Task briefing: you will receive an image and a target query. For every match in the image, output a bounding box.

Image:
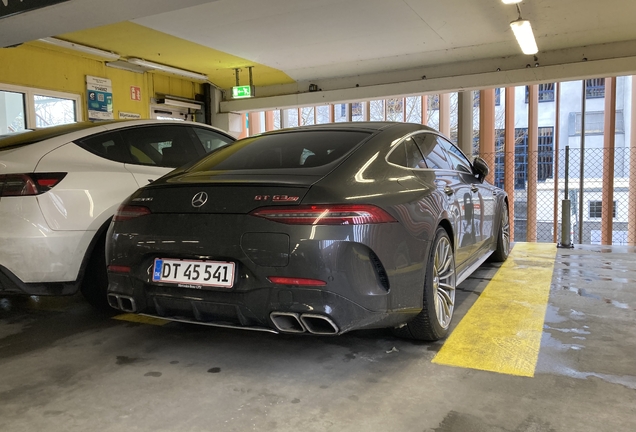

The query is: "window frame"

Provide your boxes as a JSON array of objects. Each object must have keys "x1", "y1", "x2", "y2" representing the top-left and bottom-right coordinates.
[{"x1": 0, "y1": 83, "x2": 82, "y2": 129}]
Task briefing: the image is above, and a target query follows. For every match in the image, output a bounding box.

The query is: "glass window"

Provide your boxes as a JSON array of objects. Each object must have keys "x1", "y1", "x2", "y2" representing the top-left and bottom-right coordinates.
[
  {"x1": 589, "y1": 201, "x2": 616, "y2": 218},
  {"x1": 192, "y1": 127, "x2": 234, "y2": 154},
  {"x1": 414, "y1": 133, "x2": 453, "y2": 170},
  {"x1": 119, "y1": 125, "x2": 202, "y2": 168},
  {"x1": 0, "y1": 90, "x2": 26, "y2": 135},
  {"x1": 387, "y1": 138, "x2": 427, "y2": 169},
  {"x1": 190, "y1": 130, "x2": 371, "y2": 173},
  {"x1": 438, "y1": 138, "x2": 472, "y2": 174},
  {"x1": 76, "y1": 132, "x2": 132, "y2": 164},
  {"x1": 34, "y1": 95, "x2": 76, "y2": 128}
]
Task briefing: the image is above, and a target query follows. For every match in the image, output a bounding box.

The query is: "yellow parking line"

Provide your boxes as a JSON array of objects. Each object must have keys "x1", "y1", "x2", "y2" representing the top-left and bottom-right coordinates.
[
  {"x1": 432, "y1": 242, "x2": 557, "y2": 377},
  {"x1": 112, "y1": 313, "x2": 169, "y2": 326}
]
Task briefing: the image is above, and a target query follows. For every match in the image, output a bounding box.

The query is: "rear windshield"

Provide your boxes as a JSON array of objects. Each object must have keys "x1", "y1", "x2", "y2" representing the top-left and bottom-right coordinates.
[
  {"x1": 0, "y1": 121, "x2": 119, "y2": 150},
  {"x1": 188, "y1": 130, "x2": 371, "y2": 173}
]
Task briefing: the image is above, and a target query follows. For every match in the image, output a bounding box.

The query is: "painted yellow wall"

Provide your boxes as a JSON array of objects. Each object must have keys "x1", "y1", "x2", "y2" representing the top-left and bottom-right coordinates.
[{"x1": 0, "y1": 43, "x2": 202, "y2": 120}]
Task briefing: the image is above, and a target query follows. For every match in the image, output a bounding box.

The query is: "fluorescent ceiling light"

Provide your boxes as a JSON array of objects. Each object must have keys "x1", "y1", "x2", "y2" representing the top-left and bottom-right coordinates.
[
  {"x1": 510, "y1": 19, "x2": 538, "y2": 55},
  {"x1": 105, "y1": 60, "x2": 150, "y2": 74},
  {"x1": 127, "y1": 58, "x2": 208, "y2": 81},
  {"x1": 501, "y1": 0, "x2": 522, "y2": 4},
  {"x1": 157, "y1": 97, "x2": 202, "y2": 110},
  {"x1": 39, "y1": 37, "x2": 120, "y2": 61}
]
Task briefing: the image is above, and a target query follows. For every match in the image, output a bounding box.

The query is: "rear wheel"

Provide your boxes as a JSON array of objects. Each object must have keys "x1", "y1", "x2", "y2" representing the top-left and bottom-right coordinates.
[
  {"x1": 393, "y1": 226, "x2": 456, "y2": 341},
  {"x1": 80, "y1": 235, "x2": 112, "y2": 310},
  {"x1": 489, "y1": 201, "x2": 510, "y2": 262}
]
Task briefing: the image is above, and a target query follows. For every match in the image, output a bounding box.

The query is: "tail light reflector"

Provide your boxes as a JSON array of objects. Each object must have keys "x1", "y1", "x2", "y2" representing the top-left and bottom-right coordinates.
[
  {"x1": 0, "y1": 173, "x2": 66, "y2": 197},
  {"x1": 113, "y1": 205, "x2": 151, "y2": 221},
  {"x1": 107, "y1": 265, "x2": 131, "y2": 274},
  {"x1": 250, "y1": 204, "x2": 396, "y2": 225},
  {"x1": 268, "y1": 276, "x2": 327, "y2": 286}
]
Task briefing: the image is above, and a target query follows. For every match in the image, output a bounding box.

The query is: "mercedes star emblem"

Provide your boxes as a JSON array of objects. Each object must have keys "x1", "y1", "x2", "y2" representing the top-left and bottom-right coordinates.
[{"x1": 191, "y1": 191, "x2": 208, "y2": 208}]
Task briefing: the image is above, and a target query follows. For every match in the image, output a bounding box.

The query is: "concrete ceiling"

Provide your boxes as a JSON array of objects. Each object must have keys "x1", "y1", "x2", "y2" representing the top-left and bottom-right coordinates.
[{"x1": 3, "y1": 0, "x2": 636, "y2": 111}]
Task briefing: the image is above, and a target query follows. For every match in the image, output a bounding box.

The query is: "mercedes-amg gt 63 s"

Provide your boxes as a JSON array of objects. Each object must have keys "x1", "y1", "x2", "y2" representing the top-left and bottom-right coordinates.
[{"x1": 106, "y1": 122, "x2": 510, "y2": 341}]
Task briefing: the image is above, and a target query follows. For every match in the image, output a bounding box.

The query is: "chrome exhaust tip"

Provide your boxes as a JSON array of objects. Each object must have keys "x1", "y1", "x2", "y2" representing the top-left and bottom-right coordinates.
[
  {"x1": 270, "y1": 312, "x2": 305, "y2": 333},
  {"x1": 107, "y1": 294, "x2": 137, "y2": 313},
  {"x1": 300, "y1": 314, "x2": 339, "y2": 335}
]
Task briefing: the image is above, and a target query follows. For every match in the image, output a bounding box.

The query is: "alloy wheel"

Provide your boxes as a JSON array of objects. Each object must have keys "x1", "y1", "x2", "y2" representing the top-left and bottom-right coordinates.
[{"x1": 433, "y1": 236, "x2": 456, "y2": 329}]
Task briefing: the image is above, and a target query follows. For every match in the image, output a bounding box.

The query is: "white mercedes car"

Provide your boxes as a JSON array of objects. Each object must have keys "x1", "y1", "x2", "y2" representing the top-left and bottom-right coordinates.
[{"x1": 0, "y1": 120, "x2": 234, "y2": 308}]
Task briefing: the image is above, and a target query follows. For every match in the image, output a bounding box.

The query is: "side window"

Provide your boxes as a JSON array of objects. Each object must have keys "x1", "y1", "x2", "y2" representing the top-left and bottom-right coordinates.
[
  {"x1": 414, "y1": 133, "x2": 453, "y2": 170},
  {"x1": 192, "y1": 127, "x2": 234, "y2": 154},
  {"x1": 387, "y1": 138, "x2": 427, "y2": 169},
  {"x1": 76, "y1": 131, "x2": 133, "y2": 164},
  {"x1": 119, "y1": 126, "x2": 202, "y2": 168},
  {"x1": 438, "y1": 138, "x2": 473, "y2": 174}
]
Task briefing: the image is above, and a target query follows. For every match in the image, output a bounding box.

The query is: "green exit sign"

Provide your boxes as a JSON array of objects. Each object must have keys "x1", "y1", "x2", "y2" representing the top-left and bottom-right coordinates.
[{"x1": 232, "y1": 85, "x2": 254, "y2": 99}]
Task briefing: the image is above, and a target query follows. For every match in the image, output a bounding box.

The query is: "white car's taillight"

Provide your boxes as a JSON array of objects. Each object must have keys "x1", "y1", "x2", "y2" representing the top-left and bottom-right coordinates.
[
  {"x1": 0, "y1": 173, "x2": 67, "y2": 197},
  {"x1": 113, "y1": 204, "x2": 151, "y2": 221}
]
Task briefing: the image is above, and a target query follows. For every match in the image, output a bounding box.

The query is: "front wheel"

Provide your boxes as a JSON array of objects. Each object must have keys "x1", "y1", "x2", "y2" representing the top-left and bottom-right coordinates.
[
  {"x1": 489, "y1": 201, "x2": 510, "y2": 262},
  {"x1": 393, "y1": 226, "x2": 456, "y2": 341}
]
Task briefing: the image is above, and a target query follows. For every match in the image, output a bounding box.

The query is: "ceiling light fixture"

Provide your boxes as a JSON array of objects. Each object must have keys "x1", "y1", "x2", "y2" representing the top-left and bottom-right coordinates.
[
  {"x1": 127, "y1": 58, "x2": 208, "y2": 81},
  {"x1": 501, "y1": 0, "x2": 522, "y2": 4},
  {"x1": 509, "y1": 4, "x2": 538, "y2": 55},
  {"x1": 105, "y1": 60, "x2": 151, "y2": 74},
  {"x1": 157, "y1": 96, "x2": 202, "y2": 110},
  {"x1": 38, "y1": 37, "x2": 120, "y2": 61}
]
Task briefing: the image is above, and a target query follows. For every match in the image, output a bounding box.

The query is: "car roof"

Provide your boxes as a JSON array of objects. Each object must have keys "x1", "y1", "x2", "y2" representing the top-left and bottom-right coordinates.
[{"x1": 0, "y1": 120, "x2": 232, "y2": 150}]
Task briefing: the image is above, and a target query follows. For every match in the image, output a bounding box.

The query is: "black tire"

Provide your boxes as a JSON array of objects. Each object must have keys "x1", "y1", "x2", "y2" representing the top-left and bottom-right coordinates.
[
  {"x1": 489, "y1": 201, "x2": 510, "y2": 263},
  {"x1": 80, "y1": 235, "x2": 112, "y2": 310},
  {"x1": 393, "y1": 226, "x2": 456, "y2": 341}
]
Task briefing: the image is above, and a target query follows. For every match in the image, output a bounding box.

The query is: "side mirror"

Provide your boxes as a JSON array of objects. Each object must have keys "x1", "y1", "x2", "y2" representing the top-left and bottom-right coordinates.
[{"x1": 472, "y1": 157, "x2": 490, "y2": 182}]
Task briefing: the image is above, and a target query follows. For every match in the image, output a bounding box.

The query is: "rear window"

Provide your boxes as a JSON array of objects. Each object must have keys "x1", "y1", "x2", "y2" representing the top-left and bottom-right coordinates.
[{"x1": 188, "y1": 130, "x2": 371, "y2": 173}]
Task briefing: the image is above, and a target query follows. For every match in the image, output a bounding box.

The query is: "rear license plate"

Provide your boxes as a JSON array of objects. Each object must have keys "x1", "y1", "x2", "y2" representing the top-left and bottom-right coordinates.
[{"x1": 152, "y1": 258, "x2": 235, "y2": 288}]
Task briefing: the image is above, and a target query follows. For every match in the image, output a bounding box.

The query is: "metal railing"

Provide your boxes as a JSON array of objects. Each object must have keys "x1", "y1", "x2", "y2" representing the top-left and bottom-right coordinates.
[{"x1": 484, "y1": 146, "x2": 636, "y2": 245}]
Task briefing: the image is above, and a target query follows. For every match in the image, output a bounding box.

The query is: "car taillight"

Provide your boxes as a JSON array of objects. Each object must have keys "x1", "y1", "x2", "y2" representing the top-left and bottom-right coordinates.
[
  {"x1": 107, "y1": 265, "x2": 131, "y2": 274},
  {"x1": 250, "y1": 204, "x2": 396, "y2": 225},
  {"x1": 268, "y1": 276, "x2": 327, "y2": 286},
  {"x1": 113, "y1": 205, "x2": 151, "y2": 221},
  {"x1": 0, "y1": 173, "x2": 66, "y2": 197}
]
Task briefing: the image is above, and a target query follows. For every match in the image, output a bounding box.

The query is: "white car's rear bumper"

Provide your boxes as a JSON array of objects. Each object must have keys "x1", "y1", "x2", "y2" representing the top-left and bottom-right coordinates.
[{"x1": 0, "y1": 196, "x2": 94, "y2": 294}]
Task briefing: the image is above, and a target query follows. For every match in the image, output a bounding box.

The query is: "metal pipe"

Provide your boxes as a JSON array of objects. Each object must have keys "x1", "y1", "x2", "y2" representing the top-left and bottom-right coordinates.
[
  {"x1": 578, "y1": 80, "x2": 587, "y2": 244},
  {"x1": 558, "y1": 146, "x2": 573, "y2": 248}
]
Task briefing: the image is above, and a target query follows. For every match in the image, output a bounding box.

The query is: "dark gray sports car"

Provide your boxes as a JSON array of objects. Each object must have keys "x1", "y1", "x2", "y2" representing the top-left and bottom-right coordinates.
[{"x1": 106, "y1": 122, "x2": 510, "y2": 341}]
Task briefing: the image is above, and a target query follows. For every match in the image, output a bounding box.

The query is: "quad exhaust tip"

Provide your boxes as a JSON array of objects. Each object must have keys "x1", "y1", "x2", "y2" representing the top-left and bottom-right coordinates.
[
  {"x1": 107, "y1": 294, "x2": 137, "y2": 313},
  {"x1": 270, "y1": 312, "x2": 339, "y2": 335}
]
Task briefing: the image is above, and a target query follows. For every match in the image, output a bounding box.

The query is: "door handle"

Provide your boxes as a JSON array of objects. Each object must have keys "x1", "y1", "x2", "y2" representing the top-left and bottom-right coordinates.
[
  {"x1": 444, "y1": 186, "x2": 454, "y2": 196},
  {"x1": 470, "y1": 185, "x2": 479, "y2": 193}
]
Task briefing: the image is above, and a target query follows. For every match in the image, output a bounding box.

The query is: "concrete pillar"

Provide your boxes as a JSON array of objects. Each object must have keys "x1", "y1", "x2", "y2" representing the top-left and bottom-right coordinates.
[
  {"x1": 264, "y1": 111, "x2": 275, "y2": 131},
  {"x1": 458, "y1": 91, "x2": 473, "y2": 157},
  {"x1": 248, "y1": 112, "x2": 262, "y2": 136},
  {"x1": 479, "y1": 89, "x2": 495, "y2": 185},
  {"x1": 364, "y1": 101, "x2": 370, "y2": 121},
  {"x1": 329, "y1": 105, "x2": 335, "y2": 123},
  {"x1": 439, "y1": 93, "x2": 451, "y2": 136},
  {"x1": 527, "y1": 85, "x2": 539, "y2": 242},
  {"x1": 504, "y1": 87, "x2": 516, "y2": 241},
  {"x1": 421, "y1": 95, "x2": 428, "y2": 125},
  {"x1": 280, "y1": 109, "x2": 290, "y2": 129},
  {"x1": 346, "y1": 103, "x2": 352, "y2": 122},
  {"x1": 298, "y1": 107, "x2": 303, "y2": 126},
  {"x1": 629, "y1": 76, "x2": 636, "y2": 245},
  {"x1": 237, "y1": 113, "x2": 248, "y2": 139},
  {"x1": 553, "y1": 84, "x2": 561, "y2": 242},
  {"x1": 601, "y1": 77, "x2": 617, "y2": 245}
]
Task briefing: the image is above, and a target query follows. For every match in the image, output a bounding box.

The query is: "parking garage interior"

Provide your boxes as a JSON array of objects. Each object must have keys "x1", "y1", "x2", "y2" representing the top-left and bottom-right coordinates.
[{"x1": 1, "y1": 1, "x2": 636, "y2": 431}]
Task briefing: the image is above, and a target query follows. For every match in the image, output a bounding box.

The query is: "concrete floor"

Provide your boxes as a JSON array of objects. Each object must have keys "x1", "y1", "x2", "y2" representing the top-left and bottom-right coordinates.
[{"x1": 1, "y1": 244, "x2": 635, "y2": 432}]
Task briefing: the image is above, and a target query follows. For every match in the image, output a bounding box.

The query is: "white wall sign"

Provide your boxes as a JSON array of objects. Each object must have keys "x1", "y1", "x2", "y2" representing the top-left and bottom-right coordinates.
[
  {"x1": 119, "y1": 111, "x2": 141, "y2": 119},
  {"x1": 86, "y1": 75, "x2": 113, "y2": 120}
]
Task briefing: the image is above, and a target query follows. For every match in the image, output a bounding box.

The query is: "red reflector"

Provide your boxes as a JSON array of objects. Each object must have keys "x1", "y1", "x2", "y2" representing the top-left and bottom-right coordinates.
[
  {"x1": 268, "y1": 276, "x2": 327, "y2": 286},
  {"x1": 113, "y1": 205, "x2": 151, "y2": 221},
  {"x1": 250, "y1": 204, "x2": 396, "y2": 225},
  {"x1": 107, "y1": 265, "x2": 131, "y2": 273}
]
